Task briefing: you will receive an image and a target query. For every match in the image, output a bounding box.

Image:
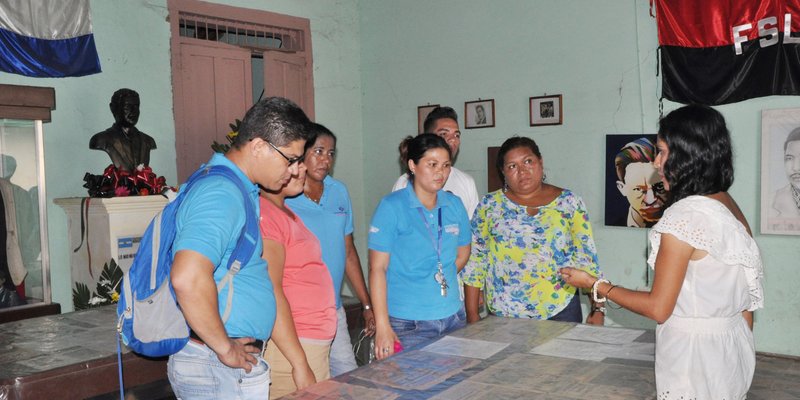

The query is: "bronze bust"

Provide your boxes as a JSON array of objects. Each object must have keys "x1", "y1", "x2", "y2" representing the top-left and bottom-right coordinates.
[{"x1": 89, "y1": 88, "x2": 156, "y2": 172}]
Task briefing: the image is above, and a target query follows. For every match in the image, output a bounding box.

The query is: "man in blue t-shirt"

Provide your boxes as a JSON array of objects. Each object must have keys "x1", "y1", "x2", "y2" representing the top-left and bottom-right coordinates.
[{"x1": 168, "y1": 97, "x2": 312, "y2": 399}]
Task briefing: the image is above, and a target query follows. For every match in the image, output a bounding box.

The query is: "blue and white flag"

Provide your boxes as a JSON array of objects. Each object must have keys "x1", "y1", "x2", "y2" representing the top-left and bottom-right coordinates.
[{"x1": 0, "y1": 0, "x2": 101, "y2": 77}]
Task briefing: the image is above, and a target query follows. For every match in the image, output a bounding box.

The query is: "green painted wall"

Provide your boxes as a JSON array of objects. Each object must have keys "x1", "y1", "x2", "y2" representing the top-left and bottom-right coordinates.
[
  {"x1": 359, "y1": 0, "x2": 798, "y2": 356},
  {"x1": 0, "y1": 0, "x2": 364, "y2": 313},
  {"x1": 1, "y1": 0, "x2": 796, "y2": 357}
]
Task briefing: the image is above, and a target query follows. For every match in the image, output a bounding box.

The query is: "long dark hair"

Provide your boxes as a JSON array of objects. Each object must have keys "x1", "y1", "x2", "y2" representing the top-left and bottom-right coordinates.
[
  {"x1": 399, "y1": 133, "x2": 451, "y2": 181},
  {"x1": 658, "y1": 104, "x2": 733, "y2": 204}
]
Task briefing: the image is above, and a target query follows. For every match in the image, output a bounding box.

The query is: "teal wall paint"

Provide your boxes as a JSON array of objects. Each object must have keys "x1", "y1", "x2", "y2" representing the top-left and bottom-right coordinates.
[
  {"x1": 1, "y1": 0, "x2": 796, "y2": 357},
  {"x1": 359, "y1": 0, "x2": 798, "y2": 356},
  {"x1": 0, "y1": 0, "x2": 363, "y2": 312}
]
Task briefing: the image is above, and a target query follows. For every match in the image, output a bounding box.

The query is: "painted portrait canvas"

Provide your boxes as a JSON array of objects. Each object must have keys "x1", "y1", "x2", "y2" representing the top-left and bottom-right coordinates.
[{"x1": 604, "y1": 134, "x2": 665, "y2": 228}]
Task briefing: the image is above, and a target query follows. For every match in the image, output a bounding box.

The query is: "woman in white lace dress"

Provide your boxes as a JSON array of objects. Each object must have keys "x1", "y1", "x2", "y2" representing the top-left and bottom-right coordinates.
[{"x1": 561, "y1": 104, "x2": 764, "y2": 399}]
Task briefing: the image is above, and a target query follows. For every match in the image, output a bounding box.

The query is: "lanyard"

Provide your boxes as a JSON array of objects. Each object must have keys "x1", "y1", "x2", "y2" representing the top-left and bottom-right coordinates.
[{"x1": 417, "y1": 207, "x2": 443, "y2": 262}]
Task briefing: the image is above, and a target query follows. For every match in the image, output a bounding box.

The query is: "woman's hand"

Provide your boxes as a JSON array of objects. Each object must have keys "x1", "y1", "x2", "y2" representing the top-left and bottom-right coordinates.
[
  {"x1": 363, "y1": 308, "x2": 376, "y2": 336},
  {"x1": 585, "y1": 310, "x2": 605, "y2": 326},
  {"x1": 374, "y1": 326, "x2": 399, "y2": 361},
  {"x1": 559, "y1": 267, "x2": 597, "y2": 289},
  {"x1": 292, "y1": 363, "x2": 316, "y2": 390}
]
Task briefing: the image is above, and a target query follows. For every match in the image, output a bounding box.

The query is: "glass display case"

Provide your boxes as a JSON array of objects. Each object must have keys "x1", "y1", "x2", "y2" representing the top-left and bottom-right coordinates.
[
  {"x1": 0, "y1": 84, "x2": 57, "y2": 322},
  {"x1": 0, "y1": 119, "x2": 51, "y2": 313}
]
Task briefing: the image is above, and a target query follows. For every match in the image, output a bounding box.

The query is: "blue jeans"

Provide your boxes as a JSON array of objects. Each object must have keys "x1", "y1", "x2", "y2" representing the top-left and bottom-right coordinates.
[
  {"x1": 389, "y1": 308, "x2": 466, "y2": 351},
  {"x1": 548, "y1": 293, "x2": 583, "y2": 323},
  {"x1": 329, "y1": 306, "x2": 358, "y2": 377},
  {"x1": 168, "y1": 340, "x2": 270, "y2": 399}
]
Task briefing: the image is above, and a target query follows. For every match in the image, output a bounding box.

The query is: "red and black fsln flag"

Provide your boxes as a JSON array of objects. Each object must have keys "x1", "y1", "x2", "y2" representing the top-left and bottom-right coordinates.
[{"x1": 657, "y1": 0, "x2": 800, "y2": 105}]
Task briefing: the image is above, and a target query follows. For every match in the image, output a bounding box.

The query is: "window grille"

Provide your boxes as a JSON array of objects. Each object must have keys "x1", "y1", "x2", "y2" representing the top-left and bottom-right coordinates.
[{"x1": 177, "y1": 12, "x2": 304, "y2": 52}]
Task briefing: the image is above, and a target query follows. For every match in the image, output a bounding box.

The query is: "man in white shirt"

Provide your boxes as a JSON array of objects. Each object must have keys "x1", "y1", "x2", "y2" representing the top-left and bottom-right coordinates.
[{"x1": 392, "y1": 106, "x2": 479, "y2": 218}]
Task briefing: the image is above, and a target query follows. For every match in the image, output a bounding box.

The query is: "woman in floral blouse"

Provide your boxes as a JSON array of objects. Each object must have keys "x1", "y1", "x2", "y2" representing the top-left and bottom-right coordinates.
[{"x1": 462, "y1": 136, "x2": 604, "y2": 325}]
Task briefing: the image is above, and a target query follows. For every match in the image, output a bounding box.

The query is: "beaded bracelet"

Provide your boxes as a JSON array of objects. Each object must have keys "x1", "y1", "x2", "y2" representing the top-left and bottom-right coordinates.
[{"x1": 592, "y1": 278, "x2": 611, "y2": 303}]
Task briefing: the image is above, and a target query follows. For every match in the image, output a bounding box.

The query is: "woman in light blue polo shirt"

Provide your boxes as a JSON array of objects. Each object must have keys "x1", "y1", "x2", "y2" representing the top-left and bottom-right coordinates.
[
  {"x1": 369, "y1": 134, "x2": 471, "y2": 360},
  {"x1": 285, "y1": 123, "x2": 375, "y2": 377}
]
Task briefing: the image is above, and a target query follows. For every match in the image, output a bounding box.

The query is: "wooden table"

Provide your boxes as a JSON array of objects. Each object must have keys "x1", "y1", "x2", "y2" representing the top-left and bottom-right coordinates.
[{"x1": 281, "y1": 316, "x2": 800, "y2": 400}]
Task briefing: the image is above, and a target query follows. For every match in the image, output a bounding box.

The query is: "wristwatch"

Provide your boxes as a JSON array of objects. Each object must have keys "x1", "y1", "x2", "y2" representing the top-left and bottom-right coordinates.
[{"x1": 363, "y1": 304, "x2": 372, "y2": 311}]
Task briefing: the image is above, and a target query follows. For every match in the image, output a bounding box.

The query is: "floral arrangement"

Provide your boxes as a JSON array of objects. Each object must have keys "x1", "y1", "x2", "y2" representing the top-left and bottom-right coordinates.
[
  {"x1": 83, "y1": 164, "x2": 170, "y2": 198},
  {"x1": 72, "y1": 259, "x2": 122, "y2": 310},
  {"x1": 211, "y1": 119, "x2": 242, "y2": 153}
]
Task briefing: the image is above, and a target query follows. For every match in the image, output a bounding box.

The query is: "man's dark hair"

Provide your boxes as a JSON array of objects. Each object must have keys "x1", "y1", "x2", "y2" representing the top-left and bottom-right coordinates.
[
  {"x1": 400, "y1": 133, "x2": 451, "y2": 181},
  {"x1": 658, "y1": 104, "x2": 733, "y2": 204},
  {"x1": 232, "y1": 97, "x2": 312, "y2": 148},
  {"x1": 785, "y1": 127, "x2": 800, "y2": 151},
  {"x1": 495, "y1": 136, "x2": 542, "y2": 185},
  {"x1": 423, "y1": 106, "x2": 458, "y2": 133}
]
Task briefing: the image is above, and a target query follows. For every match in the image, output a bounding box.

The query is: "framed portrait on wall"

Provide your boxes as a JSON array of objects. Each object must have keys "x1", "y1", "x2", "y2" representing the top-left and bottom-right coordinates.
[
  {"x1": 464, "y1": 99, "x2": 495, "y2": 129},
  {"x1": 530, "y1": 94, "x2": 562, "y2": 126},
  {"x1": 761, "y1": 108, "x2": 800, "y2": 235},
  {"x1": 604, "y1": 134, "x2": 665, "y2": 228},
  {"x1": 417, "y1": 104, "x2": 439, "y2": 134}
]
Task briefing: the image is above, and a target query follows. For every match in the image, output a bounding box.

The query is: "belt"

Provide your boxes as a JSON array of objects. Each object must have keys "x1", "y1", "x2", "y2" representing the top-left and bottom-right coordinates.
[{"x1": 189, "y1": 330, "x2": 265, "y2": 352}]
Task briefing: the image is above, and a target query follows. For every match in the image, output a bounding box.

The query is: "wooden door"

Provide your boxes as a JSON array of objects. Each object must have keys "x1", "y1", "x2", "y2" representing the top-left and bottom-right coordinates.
[
  {"x1": 174, "y1": 43, "x2": 253, "y2": 182},
  {"x1": 263, "y1": 51, "x2": 314, "y2": 120}
]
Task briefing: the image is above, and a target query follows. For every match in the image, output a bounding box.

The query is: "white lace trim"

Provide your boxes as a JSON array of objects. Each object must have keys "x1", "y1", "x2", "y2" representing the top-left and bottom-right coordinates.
[{"x1": 647, "y1": 196, "x2": 764, "y2": 311}]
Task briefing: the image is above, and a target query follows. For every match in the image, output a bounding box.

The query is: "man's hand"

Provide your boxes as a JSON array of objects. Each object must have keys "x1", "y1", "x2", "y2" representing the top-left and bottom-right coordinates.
[{"x1": 215, "y1": 337, "x2": 260, "y2": 372}]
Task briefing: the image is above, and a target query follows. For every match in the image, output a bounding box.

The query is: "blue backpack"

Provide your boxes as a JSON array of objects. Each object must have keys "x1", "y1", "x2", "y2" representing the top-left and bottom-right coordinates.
[{"x1": 116, "y1": 165, "x2": 260, "y2": 357}]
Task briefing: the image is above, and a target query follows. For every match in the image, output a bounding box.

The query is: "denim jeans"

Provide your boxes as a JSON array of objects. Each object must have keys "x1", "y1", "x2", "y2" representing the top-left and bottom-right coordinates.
[
  {"x1": 329, "y1": 306, "x2": 359, "y2": 377},
  {"x1": 548, "y1": 292, "x2": 583, "y2": 323},
  {"x1": 389, "y1": 308, "x2": 466, "y2": 351},
  {"x1": 168, "y1": 340, "x2": 270, "y2": 400}
]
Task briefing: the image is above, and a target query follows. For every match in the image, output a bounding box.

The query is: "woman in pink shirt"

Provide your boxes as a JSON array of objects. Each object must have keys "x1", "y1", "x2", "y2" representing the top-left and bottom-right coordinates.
[{"x1": 260, "y1": 158, "x2": 337, "y2": 399}]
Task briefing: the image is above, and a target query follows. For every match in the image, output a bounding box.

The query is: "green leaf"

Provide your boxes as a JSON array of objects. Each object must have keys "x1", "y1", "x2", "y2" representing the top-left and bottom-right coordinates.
[
  {"x1": 72, "y1": 282, "x2": 92, "y2": 310},
  {"x1": 96, "y1": 259, "x2": 123, "y2": 301}
]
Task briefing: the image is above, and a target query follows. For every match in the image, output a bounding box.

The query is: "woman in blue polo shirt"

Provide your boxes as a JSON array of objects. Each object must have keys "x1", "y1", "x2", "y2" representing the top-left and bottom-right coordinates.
[
  {"x1": 369, "y1": 134, "x2": 471, "y2": 360},
  {"x1": 285, "y1": 123, "x2": 375, "y2": 377}
]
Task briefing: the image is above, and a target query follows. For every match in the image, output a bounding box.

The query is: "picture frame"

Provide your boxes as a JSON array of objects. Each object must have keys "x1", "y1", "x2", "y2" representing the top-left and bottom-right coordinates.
[
  {"x1": 464, "y1": 99, "x2": 495, "y2": 129},
  {"x1": 530, "y1": 94, "x2": 563, "y2": 126},
  {"x1": 417, "y1": 104, "x2": 439, "y2": 134},
  {"x1": 760, "y1": 108, "x2": 800, "y2": 235}
]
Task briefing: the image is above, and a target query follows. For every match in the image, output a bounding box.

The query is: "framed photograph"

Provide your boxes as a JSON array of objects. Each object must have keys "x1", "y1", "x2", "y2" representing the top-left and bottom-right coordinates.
[
  {"x1": 464, "y1": 99, "x2": 495, "y2": 129},
  {"x1": 604, "y1": 134, "x2": 665, "y2": 228},
  {"x1": 761, "y1": 108, "x2": 800, "y2": 235},
  {"x1": 417, "y1": 104, "x2": 439, "y2": 134},
  {"x1": 530, "y1": 94, "x2": 563, "y2": 126}
]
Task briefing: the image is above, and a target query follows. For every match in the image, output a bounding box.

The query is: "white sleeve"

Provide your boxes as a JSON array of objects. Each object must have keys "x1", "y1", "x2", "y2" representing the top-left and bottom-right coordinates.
[{"x1": 391, "y1": 174, "x2": 408, "y2": 192}]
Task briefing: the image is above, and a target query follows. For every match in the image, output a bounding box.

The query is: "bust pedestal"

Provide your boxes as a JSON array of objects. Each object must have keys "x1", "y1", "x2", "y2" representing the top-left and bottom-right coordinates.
[{"x1": 55, "y1": 196, "x2": 167, "y2": 310}]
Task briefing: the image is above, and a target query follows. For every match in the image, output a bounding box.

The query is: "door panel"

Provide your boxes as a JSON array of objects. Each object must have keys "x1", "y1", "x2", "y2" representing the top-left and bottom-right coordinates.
[
  {"x1": 263, "y1": 51, "x2": 314, "y2": 119},
  {"x1": 176, "y1": 43, "x2": 252, "y2": 182}
]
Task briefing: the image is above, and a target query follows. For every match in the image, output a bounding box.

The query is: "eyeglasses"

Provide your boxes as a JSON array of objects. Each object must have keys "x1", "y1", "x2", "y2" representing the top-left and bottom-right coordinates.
[{"x1": 266, "y1": 141, "x2": 304, "y2": 166}]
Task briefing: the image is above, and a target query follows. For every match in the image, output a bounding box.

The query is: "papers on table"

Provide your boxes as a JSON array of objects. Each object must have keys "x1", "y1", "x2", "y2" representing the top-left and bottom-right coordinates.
[
  {"x1": 530, "y1": 324, "x2": 654, "y2": 362},
  {"x1": 421, "y1": 336, "x2": 510, "y2": 360}
]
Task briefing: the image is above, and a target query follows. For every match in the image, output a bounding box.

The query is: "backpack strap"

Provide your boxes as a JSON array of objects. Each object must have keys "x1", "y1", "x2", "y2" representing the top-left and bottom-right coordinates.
[{"x1": 190, "y1": 165, "x2": 259, "y2": 323}]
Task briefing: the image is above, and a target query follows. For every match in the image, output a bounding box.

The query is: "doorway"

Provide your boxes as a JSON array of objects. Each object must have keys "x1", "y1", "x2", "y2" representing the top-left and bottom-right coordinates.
[{"x1": 168, "y1": 0, "x2": 314, "y2": 182}]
